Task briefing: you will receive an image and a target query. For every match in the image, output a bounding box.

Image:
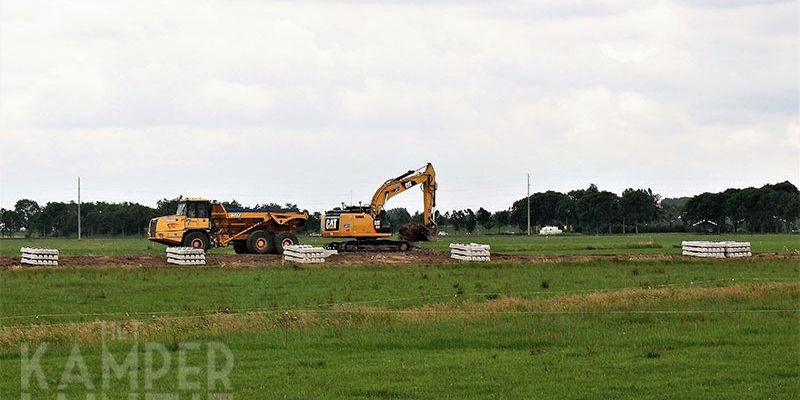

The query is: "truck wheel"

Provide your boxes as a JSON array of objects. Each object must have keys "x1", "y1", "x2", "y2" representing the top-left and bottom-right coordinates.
[
  {"x1": 274, "y1": 232, "x2": 299, "y2": 255},
  {"x1": 247, "y1": 231, "x2": 274, "y2": 254},
  {"x1": 232, "y1": 241, "x2": 248, "y2": 254},
  {"x1": 183, "y1": 231, "x2": 210, "y2": 252}
]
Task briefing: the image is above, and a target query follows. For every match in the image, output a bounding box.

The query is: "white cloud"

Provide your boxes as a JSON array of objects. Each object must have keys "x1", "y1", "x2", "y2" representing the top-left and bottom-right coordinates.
[{"x1": 0, "y1": 0, "x2": 797, "y2": 211}]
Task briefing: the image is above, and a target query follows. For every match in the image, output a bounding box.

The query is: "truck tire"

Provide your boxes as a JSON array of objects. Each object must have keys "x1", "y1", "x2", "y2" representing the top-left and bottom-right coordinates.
[
  {"x1": 232, "y1": 241, "x2": 248, "y2": 254},
  {"x1": 183, "y1": 231, "x2": 210, "y2": 252},
  {"x1": 247, "y1": 230, "x2": 274, "y2": 254},
  {"x1": 274, "y1": 232, "x2": 299, "y2": 255}
]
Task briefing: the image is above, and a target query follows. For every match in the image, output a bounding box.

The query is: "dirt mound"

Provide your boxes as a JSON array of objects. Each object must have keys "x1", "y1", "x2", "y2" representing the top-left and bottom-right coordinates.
[{"x1": 398, "y1": 223, "x2": 432, "y2": 242}]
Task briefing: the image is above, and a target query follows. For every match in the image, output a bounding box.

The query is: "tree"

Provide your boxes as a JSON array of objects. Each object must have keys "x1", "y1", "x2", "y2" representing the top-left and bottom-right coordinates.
[
  {"x1": 620, "y1": 188, "x2": 660, "y2": 234},
  {"x1": 769, "y1": 181, "x2": 800, "y2": 232},
  {"x1": 304, "y1": 212, "x2": 321, "y2": 233},
  {"x1": 685, "y1": 192, "x2": 726, "y2": 233},
  {"x1": 575, "y1": 185, "x2": 618, "y2": 234},
  {"x1": 450, "y1": 210, "x2": 466, "y2": 232},
  {"x1": 659, "y1": 197, "x2": 689, "y2": 231},
  {"x1": 476, "y1": 208, "x2": 493, "y2": 232},
  {"x1": 14, "y1": 199, "x2": 40, "y2": 233},
  {"x1": 723, "y1": 189, "x2": 746, "y2": 233},
  {"x1": 776, "y1": 191, "x2": 800, "y2": 233},
  {"x1": 1, "y1": 208, "x2": 20, "y2": 237},
  {"x1": 509, "y1": 191, "x2": 571, "y2": 232},
  {"x1": 439, "y1": 211, "x2": 451, "y2": 230},
  {"x1": 555, "y1": 196, "x2": 576, "y2": 232},
  {"x1": 465, "y1": 209, "x2": 477, "y2": 233},
  {"x1": 155, "y1": 198, "x2": 179, "y2": 216},
  {"x1": 385, "y1": 208, "x2": 412, "y2": 232},
  {"x1": 222, "y1": 200, "x2": 243, "y2": 209},
  {"x1": 39, "y1": 202, "x2": 76, "y2": 236},
  {"x1": 530, "y1": 191, "x2": 568, "y2": 227},
  {"x1": 493, "y1": 210, "x2": 510, "y2": 231},
  {"x1": 508, "y1": 197, "x2": 528, "y2": 231}
]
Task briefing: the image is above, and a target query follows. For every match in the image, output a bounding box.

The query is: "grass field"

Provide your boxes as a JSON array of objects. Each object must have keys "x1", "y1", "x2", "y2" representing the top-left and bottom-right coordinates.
[
  {"x1": 417, "y1": 233, "x2": 800, "y2": 255},
  {"x1": 3, "y1": 297, "x2": 797, "y2": 399},
  {"x1": 1, "y1": 258, "x2": 797, "y2": 327},
  {"x1": 1, "y1": 232, "x2": 798, "y2": 256},
  {"x1": 0, "y1": 234, "x2": 798, "y2": 398}
]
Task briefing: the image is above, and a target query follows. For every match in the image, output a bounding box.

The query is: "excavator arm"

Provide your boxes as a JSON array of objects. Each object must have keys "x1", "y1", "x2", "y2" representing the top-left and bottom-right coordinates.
[{"x1": 370, "y1": 163, "x2": 437, "y2": 228}]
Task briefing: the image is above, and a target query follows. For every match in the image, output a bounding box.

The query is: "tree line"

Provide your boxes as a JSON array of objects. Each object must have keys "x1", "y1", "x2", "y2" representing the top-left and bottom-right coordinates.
[
  {"x1": 683, "y1": 182, "x2": 799, "y2": 233},
  {"x1": 428, "y1": 181, "x2": 798, "y2": 234},
  {"x1": 0, "y1": 198, "x2": 312, "y2": 237},
  {"x1": 1, "y1": 181, "x2": 797, "y2": 237}
]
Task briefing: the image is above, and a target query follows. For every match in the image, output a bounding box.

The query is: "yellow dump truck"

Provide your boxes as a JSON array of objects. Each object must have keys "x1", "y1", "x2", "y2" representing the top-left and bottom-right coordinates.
[{"x1": 148, "y1": 197, "x2": 308, "y2": 254}]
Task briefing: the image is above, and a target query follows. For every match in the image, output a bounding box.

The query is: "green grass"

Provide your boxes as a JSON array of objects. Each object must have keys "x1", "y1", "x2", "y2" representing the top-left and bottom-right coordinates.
[
  {"x1": 1, "y1": 258, "x2": 797, "y2": 326},
  {"x1": 417, "y1": 233, "x2": 800, "y2": 256},
  {"x1": 1, "y1": 235, "x2": 798, "y2": 398},
  {"x1": 1, "y1": 233, "x2": 798, "y2": 257},
  {"x1": 0, "y1": 237, "x2": 167, "y2": 256},
  {"x1": 1, "y1": 291, "x2": 797, "y2": 399}
]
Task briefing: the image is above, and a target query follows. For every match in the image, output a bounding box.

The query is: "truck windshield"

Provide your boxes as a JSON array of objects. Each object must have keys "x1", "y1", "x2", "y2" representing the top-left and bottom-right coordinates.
[{"x1": 175, "y1": 202, "x2": 187, "y2": 216}]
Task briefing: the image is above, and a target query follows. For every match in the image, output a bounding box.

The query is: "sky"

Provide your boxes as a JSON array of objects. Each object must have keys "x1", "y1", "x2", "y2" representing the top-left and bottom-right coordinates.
[{"x1": 1, "y1": 0, "x2": 798, "y2": 213}]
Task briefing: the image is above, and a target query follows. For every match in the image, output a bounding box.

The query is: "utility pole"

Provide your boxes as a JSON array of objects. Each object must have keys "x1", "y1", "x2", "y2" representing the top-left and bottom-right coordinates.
[
  {"x1": 527, "y1": 173, "x2": 531, "y2": 236},
  {"x1": 77, "y1": 176, "x2": 81, "y2": 240}
]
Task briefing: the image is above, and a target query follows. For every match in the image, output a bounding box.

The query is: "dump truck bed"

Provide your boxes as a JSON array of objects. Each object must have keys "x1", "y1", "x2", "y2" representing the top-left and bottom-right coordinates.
[{"x1": 210, "y1": 203, "x2": 308, "y2": 246}]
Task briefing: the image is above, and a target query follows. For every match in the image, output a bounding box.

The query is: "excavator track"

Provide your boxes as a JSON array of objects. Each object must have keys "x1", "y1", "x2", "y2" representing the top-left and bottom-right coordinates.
[{"x1": 325, "y1": 239, "x2": 412, "y2": 252}]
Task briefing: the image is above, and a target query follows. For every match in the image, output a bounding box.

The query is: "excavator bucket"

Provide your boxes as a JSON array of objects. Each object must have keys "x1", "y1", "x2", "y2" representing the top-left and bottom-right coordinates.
[{"x1": 398, "y1": 223, "x2": 433, "y2": 242}]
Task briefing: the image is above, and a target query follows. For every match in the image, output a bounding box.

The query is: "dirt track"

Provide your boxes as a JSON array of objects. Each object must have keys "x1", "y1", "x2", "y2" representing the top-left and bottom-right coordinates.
[{"x1": 0, "y1": 250, "x2": 796, "y2": 269}]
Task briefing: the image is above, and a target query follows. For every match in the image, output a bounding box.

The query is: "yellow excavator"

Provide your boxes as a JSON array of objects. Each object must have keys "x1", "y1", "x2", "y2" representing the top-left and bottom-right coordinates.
[{"x1": 321, "y1": 163, "x2": 437, "y2": 251}]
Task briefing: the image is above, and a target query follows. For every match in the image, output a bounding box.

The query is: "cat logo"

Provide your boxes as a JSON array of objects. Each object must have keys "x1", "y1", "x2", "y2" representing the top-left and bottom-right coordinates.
[
  {"x1": 325, "y1": 217, "x2": 339, "y2": 231},
  {"x1": 229, "y1": 213, "x2": 241, "y2": 218},
  {"x1": 403, "y1": 181, "x2": 416, "y2": 189}
]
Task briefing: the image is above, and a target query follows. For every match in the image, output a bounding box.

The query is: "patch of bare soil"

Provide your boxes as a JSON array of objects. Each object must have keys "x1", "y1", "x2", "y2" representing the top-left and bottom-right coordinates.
[{"x1": 324, "y1": 249, "x2": 451, "y2": 265}]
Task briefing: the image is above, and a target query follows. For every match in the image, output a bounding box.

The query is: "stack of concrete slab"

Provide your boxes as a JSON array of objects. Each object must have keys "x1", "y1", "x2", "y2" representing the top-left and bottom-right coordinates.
[
  {"x1": 723, "y1": 241, "x2": 752, "y2": 258},
  {"x1": 283, "y1": 245, "x2": 337, "y2": 264},
  {"x1": 166, "y1": 247, "x2": 206, "y2": 265},
  {"x1": 20, "y1": 247, "x2": 59, "y2": 266},
  {"x1": 681, "y1": 241, "x2": 752, "y2": 258},
  {"x1": 681, "y1": 241, "x2": 726, "y2": 258},
  {"x1": 450, "y1": 243, "x2": 491, "y2": 262}
]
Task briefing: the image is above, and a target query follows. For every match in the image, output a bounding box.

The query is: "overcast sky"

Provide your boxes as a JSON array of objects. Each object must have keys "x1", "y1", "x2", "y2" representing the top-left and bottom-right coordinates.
[{"x1": 1, "y1": 0, "x2": 797, "y2": 213}]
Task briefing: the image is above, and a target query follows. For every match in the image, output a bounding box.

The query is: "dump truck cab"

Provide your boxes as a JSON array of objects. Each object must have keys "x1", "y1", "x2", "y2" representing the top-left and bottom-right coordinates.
[
  {"x1": 148, "y1": 197, "x2": 309, "y2": 254},
  {"x1": 148, "y1": 198, "x2": 212, "y2": 249}
]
